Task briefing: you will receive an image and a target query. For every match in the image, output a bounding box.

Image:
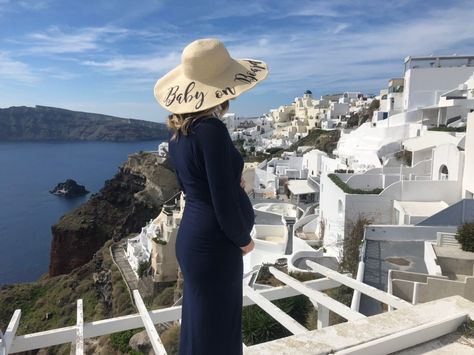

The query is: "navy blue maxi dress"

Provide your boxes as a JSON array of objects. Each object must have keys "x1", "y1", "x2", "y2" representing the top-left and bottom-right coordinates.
[{"x1": 167, "y1": 115, "x2": 255, "y2": 355}]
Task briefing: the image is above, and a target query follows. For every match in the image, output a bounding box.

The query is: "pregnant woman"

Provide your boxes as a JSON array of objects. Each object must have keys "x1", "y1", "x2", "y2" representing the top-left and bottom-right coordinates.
[{"x1": 153, "y1": 38, "x2": 268, "y2": 354}]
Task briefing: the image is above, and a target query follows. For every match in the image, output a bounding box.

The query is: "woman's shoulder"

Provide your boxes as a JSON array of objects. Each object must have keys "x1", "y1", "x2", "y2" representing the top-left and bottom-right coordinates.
[
  {"x1": 193, "y1": 115, "x2": 225, "y2": 128},
  {"x1": 192, "y1": 116, "x2": 231, "y2": 149},
  {"x1": 192, "y1": 116, "x2": 228, "y2": 135}
]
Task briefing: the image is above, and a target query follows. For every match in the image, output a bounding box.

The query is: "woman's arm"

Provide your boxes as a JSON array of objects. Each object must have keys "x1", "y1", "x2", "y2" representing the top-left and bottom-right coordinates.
[
  {"x1": 167, "y1": 133, "x2": 186, "y2": 194},
  {"x1": 196, "y1": 120, "x2": 252, "y2": 248},
  {"x1": 175, "y1": 170, "x2": 185, "y2": 193}
]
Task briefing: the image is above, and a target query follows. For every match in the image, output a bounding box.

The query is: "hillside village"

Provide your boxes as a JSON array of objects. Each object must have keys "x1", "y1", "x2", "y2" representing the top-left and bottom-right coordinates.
[
  {"x1": 134, "y1": 54, "x2": 474, "y2": 312},
  {"x1": 3, "y1": 54, "x2": 474, "y2": 354},
  {"x1": 96, "y1": 54, "x2": 474, "y2": 354}
]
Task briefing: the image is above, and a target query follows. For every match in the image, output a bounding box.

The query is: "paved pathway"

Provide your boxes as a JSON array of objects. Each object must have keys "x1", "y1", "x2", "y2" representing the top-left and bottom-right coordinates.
[{"x1": 111, "y1": 242, "x2": 139, "y2": 290}]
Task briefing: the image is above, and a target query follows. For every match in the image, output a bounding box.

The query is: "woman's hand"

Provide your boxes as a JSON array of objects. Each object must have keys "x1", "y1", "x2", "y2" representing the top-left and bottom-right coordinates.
[{"x1": 240, "y1": 239, "x2": 255, "y2": 256}]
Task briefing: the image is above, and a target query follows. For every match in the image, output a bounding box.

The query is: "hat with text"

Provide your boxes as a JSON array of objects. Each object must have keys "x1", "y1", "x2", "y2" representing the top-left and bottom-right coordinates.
[{"x1": 153, "y1": 38, "x2": 269, "y2": 114}]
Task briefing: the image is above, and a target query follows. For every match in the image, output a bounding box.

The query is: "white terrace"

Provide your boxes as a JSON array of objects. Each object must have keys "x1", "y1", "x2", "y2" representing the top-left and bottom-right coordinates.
[{"x1": 1, "y1": 261, "x2": 473, "y2": 355}]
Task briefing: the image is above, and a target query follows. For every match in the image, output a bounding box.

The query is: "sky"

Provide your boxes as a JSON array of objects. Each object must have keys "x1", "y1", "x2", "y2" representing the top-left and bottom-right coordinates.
[{"x1": 1, "y1": 0, "x2": 474, "y2": 123}]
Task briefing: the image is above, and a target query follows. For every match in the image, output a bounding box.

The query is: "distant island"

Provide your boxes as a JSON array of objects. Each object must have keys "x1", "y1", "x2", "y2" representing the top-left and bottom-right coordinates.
[
  {"x1": 0, "y1": 105, "x2": 169, "y2": 142},
  {"x1": 50, "y1": 179, "x2": 89, "y2": 198}
]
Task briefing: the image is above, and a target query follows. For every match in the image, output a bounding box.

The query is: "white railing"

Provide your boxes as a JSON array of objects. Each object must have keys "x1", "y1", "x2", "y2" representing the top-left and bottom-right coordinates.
[
  {"x1": 3, "y1": 265, "x2": 469, "y2": 355},
  {"x1": 0, "y1": 273, "x2": 342, "y2": 354}
]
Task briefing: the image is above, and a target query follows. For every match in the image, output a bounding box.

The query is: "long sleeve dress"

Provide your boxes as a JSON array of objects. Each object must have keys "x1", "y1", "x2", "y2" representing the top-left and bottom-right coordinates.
[{"x1": 167, "y1": 115, "x2": 255, "y2": 355}]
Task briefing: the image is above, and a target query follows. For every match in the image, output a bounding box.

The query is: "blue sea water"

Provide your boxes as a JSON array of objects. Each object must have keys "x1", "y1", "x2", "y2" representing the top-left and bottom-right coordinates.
[{"x1": 0, "y1": 140, "x2": 164, "y2": 286}]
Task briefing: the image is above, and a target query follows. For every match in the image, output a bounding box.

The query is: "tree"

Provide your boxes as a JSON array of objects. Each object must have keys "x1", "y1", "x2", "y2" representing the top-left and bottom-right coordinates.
[
  {"x1": 341, "y1": 214, "x2": 373, "y2": 276},
  {"x1": 369, "y1": 99, "x2": 380, "y2": 111},
  {"x1": 456, "y1": 221, "x2": 474, "y2": 252},
  {"x1": 137, "y1": 256, "x2": 151, "y2": 279}
]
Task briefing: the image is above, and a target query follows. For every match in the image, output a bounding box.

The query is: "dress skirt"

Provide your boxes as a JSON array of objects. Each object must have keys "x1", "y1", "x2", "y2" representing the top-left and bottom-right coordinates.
[{"x1": 176, "y1": 199, "x2": 245, "y2": 355}]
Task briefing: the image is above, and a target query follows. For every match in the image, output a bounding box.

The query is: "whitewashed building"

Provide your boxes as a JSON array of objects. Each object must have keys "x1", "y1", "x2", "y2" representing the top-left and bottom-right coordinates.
[
  {"x1": 126, "y1": 192, "x2": 184, "y2": 281},
  {"x1": 321, "y1": 111, "x2": 474, "y2": 260},
  {"x1": 336, "y1": 55, "x2": 474, "y2": 171}
]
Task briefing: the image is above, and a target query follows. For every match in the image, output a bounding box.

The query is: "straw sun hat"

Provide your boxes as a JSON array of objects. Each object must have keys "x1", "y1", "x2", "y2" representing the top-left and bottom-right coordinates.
[{"x1": 153, "y1": 38, "x2": 269, "y2": 114}]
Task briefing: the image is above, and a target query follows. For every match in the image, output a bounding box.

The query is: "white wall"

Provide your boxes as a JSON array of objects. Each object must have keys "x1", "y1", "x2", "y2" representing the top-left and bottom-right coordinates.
[
  {"x1": 303, "y1": 149, "x2": 327, "y2": 177},
  {"x1": 320, "y1": 174, "x2": 462, "y2": 258},
  {"x1": 404, "y1": 66, "x2": 474, "y2": 111},
  {"x1": 381, "y1": 179, "x2": 462, "y2": 205},
  {"x1": 463, "y1": 112, "x2": 474, "y2": 198},
  {"x1": 364, "y1": 225, "x2": 457, "y2": 241},
  {"x1": 411, "y1": 148, "x2": 432, "y2": 166},
  {"x1": 367, "y1": 159, "x2": 432, "y2": 177},
  {"x1": 289, "y1": 156, "x2": 304, "y2": 170},
  {"x1": 345, "y1": 174, "x2": 383, "y2": 190},
  {"x1": 319, "y1": 173, "x2": 347, "y2": 256},
  {"x1": 335, "y1": 113, "x2": 423, "y2": 170},
  {"x1": 345, "y1": 194, "x2": 393, "y2": 225},
  {"x1": 424, "y1": 241, "x2": 443, "y2": 276},
  {"x1": 320, "y1": 155, "x2": 340, "y2": 174},
  {"x1": 388, "y1": 92, "x2": 404, "y2": 115},
  {"x1": 431, "y1": 144, "x2": 464, "y2": 181}
]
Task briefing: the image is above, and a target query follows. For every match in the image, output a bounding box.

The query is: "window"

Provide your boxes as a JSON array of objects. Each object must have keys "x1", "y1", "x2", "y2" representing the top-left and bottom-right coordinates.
[
  {"x1": 389, "y1": 85, "x2": 404, "y2": 93},
  {"x1": 439, "y1": 165, "x2": 449, "y2": 180},
  {"x1": 338, "y1": 199, "x2": 343, "y2": 217}
]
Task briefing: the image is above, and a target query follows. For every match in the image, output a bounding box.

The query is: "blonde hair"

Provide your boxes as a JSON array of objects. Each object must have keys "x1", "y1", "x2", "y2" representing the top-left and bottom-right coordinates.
[{"x1": 167, "y1": 100, "x2": 230, "y2": 141}]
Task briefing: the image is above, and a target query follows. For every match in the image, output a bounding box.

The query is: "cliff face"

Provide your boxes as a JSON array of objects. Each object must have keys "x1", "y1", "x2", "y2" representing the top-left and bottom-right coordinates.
[
  {"x1": 49, "y1": 152, "x2": 181, "y2": 277},
  {"x1": 0, "y1": 105, "x2": 169, "y2": 141}
]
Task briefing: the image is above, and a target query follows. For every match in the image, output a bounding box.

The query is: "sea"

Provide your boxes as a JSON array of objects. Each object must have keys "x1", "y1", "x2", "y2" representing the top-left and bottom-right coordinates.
[{"x1": 0, "y1": 140, "x2": 164, "y2": 286}]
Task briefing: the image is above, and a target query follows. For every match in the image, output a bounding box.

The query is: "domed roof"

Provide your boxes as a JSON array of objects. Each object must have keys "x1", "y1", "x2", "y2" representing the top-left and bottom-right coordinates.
[{"x1": 304, "y1": 90, "x2": 312, "y2": 95}]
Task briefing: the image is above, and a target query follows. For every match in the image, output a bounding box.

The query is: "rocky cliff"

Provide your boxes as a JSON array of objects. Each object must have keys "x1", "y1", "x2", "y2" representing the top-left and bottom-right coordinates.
[
  {"x1": 49, "y1": 152, "x2": 181, "y2": 277},
  {"x1": 0, "y1": 105, "x2": 169, "y2": 141}
]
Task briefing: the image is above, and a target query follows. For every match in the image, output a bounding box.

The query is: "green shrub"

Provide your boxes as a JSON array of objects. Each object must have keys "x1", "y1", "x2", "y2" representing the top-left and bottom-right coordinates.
[
  {"x1": 137, "y1": 256, "x2": 151, "y2": 279},
  {"x1": 394, "y1": 150, "x2": 412, "y2": 166},
  {"x1": 243, "y1": 295, "x2": 312, "y2": 345},
  {"x1": 341, "y1": 215, "x2": 373, "y2": 276},
  {"x1": 153, "y1": 287, "x2": 176, "y2": 308},
  {"x1": 161, "y1": 323, "x2": 181, "y2": 354},
  {"x1": 288, "y1": 271, "x2": 320, "y2": 282},
  {"x1": 328, "y1": 174, "x2": 383, "y2": 195},
  {"x1": 266, "y1": 147, "x2": 283, "y2": 155},
  {"x1": 152, "y1": 237, "x2": 167, "y2": 245},
  {"x1": 428, "y1": 125, "x2": 466, "y2": 132},
  {"x1": 456, "y1": 222, "x2": 474, "y2": 252},
  {"x1": 109, "y1": 328, "x2": 144, "y2": 353}
]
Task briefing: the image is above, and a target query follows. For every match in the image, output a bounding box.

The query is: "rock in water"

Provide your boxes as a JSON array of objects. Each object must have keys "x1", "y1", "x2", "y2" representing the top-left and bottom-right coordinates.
[{"x1": 50, "y1": 179, "x2": 89, "y2": 198}]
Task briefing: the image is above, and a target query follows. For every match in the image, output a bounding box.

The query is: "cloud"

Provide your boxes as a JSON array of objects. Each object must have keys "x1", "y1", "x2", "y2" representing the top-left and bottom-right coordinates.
[
  {"x1": 17, "y1": 0, "x2": 52, "y2": 10},
  {"x1": 37, "y1": 67, "x2": 79, "y2": 80},
  {"x1": 23, "y1": 26, "x2": 130, "y2": 54},
  {"x1": 69, "y1": 0, "x2": 474, "y2": 102},
  {"x1": 226, "y1": 1, "x2": 474, "y2": 93},
  {"x1": 197, "y1": 0, "x2": 268, "y2": 20},
  {"x1": 0, "y1": 0, "x2": 51, "y2": 12},
  {"x1": 0, "y1": 52, "x2": 37, "y2": 83},
  {"x1": 82, "y1": 51, "x2": 181, "y2": 73},
  {"x1": 2, "y1": 0, "x2": 474, "y2": 118},
  {"x1": 332, "y1": 23, "x2": 348, "y2": 34}
]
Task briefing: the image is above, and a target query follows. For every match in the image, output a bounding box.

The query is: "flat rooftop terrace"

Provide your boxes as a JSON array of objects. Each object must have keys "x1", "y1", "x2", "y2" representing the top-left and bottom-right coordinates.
[{"x1": 244, "y1": 296, "x2": 474, "y2": 354}]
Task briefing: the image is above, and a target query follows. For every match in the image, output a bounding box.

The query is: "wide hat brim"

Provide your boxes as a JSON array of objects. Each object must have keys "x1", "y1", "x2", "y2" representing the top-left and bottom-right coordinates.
[{"x1": 154, "y1": 57, "x2": 268, "y2": 114}]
